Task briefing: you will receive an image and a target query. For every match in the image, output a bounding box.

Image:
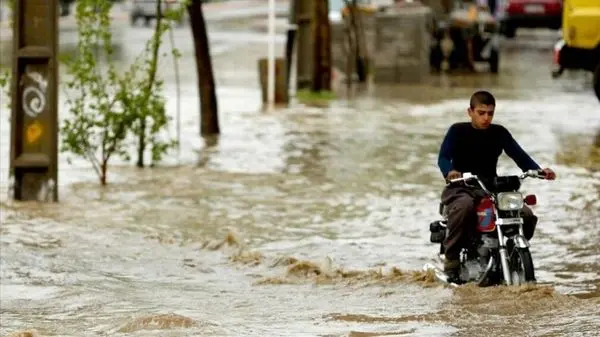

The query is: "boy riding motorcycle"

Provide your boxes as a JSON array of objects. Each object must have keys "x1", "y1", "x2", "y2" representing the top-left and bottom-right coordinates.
[{"x1": 437, "y1": 90, "x2": 556, "y2": 283}]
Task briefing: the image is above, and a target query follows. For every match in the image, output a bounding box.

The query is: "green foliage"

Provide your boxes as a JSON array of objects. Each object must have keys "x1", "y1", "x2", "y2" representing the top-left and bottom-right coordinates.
[
  {"x1": 0, "y1": 0, "x2": 13, "y2": 110},
  {"x1": 0, "y1": 69, "x2": 10, "y2": 110},
  {"x1": 60, "y1": 0, "x2": 180, "y2": 185},
  {"x1": 60, "y1": 0, "x2": 131, "y2": 185},
  {"x1": 126, "y1": 0, "x2": 183, "y2": 167},
  {"x1": 0, "y1": 70, "x2": 8, "y2": 89}
]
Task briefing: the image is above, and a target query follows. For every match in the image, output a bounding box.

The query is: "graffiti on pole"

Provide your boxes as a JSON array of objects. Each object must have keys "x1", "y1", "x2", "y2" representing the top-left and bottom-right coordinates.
[
  {"x1": 22, "y1": 71, "x2": 48, "y2": 118},
  {"x1": 25, "y1": 120, "x2": 44, "y2": 144}
]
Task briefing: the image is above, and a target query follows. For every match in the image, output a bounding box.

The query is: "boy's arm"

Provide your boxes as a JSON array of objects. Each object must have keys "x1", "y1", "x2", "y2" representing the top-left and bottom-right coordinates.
[
  {"x1": 502, "y1": 127, "x2": 541, "y2": 171},
  {"x1": 438, "y1": 125, "x2": 456, "y2": 177}
]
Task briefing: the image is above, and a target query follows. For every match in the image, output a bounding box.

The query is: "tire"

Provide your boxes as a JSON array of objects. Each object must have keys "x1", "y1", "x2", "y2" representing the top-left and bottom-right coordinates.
[
  {"x1": 593, "y1": 62, "x2": 600, "y2": 103},
  {"x1": 60, "y1": 3, "x2": 70, "y2": 17},
  {"x1": 489, "y1": 49, "x2": 499, "y2": 74},
  {"x1": 509, "y1": 246, "x2": 536, "y2": 285},
  {"x1": 430, "y1": 44, "x2": 443, "y2": 72},
  {"x1": 130, "y1": 14, "x2": 138, "y2": 26},
  {"x1": 503, "y1": 24, "x2": 516, "y2": 39}
]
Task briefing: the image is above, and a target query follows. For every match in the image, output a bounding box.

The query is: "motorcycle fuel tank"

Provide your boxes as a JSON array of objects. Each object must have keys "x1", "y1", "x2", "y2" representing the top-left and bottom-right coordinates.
[{"x1": 476, "y1": 197, "x2": 497, "y2": 232}]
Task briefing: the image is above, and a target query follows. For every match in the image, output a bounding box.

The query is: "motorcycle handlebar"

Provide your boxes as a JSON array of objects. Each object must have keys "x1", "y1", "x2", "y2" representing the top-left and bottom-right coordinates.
[
  {"x1": 447, "y1": 169, "x2": 547, "y2": 187},
  {"x1": 448, "y1": 176, "x2": 477, "y2": 184},
  {"x1": 520, "y1": 169, "x2": 547, "y2": 180},
  {"x1": 447, "y1": 175, "x2": 489, "y2": 193}
]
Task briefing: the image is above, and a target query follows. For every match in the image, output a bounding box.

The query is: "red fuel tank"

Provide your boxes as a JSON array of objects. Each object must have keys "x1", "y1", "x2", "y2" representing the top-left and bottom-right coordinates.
[{"x1": 476, "y1": 197, "x2": 496, "y2": 232}]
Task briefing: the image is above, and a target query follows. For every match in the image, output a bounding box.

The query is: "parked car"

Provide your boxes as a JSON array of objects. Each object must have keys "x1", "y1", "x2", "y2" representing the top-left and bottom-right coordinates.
[
  {"x1": 130, "y1": 0, "x2": 184, "y2": 26},
  {"x1": 500, "y1": 0, "x2": 562, "y2": 38}
]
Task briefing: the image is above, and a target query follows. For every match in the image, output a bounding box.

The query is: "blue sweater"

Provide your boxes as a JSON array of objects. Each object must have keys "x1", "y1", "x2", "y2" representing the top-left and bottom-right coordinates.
[{"x1": 438, "y1": 122, "x2": 541, "y2": 178}]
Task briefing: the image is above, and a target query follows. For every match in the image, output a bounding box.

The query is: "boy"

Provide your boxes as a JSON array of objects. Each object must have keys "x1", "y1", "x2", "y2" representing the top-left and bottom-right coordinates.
[{"x1": 437, "y1": 90, "x2": 556, "y2": 283}]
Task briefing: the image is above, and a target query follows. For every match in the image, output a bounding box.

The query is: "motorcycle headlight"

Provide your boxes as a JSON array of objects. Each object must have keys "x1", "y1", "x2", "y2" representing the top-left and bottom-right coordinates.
[{"x1": 497, "y1": 192, "x2": 523, "y2": 211}]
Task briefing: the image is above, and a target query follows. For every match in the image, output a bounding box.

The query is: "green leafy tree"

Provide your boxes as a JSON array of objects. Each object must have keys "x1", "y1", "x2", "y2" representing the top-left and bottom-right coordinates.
[
  {"x1": 122, "y1": 0, "x2": 183, "y2": 167},
  {"x1": 61, "y1": 0, "x2": 178, "y2": 185}
]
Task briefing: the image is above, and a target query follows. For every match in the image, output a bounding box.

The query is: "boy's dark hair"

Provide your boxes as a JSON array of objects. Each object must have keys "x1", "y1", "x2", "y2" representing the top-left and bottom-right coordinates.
[{"x1": 469, "y1": 90, "x2": 496, "y2": 109}]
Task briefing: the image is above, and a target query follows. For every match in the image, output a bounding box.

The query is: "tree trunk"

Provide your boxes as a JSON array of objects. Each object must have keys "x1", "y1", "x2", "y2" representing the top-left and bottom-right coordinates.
[
  {"x1": 187, "y1": 0, "x2": 220, "y2": 136},
  {"x1": 285, "y1": 0, "x2": 298, "y2": 91},
  {"x1": 352, "y1": 1, "x2": 368, "y2": 82},
  {"x1": 100, "y1": 160, "x2": 108, "y2": 186},
  {"x1": 136, "y1": 118, "x2": 146, "y2": 167},
  {"x1": 137, "y1": 0, "x2": 163, "y2": 168},
  {"x1": 285, "y1": 29, "x2": 296, "y2": 91},
  {"x1": 312, "y1": 0, "x2": 332, "y2": 92}
]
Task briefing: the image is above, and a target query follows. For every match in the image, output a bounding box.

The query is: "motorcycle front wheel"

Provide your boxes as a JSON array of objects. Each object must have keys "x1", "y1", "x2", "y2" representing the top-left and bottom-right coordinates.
[{"x1": 509, "y1": 246, "x2": 536, "y2": 285}]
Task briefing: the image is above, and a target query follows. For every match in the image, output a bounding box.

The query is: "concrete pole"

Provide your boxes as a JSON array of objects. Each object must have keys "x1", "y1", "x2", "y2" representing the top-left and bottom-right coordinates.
[{"x1": 267, "y1": 0, "x2": 276, "y2": 109}]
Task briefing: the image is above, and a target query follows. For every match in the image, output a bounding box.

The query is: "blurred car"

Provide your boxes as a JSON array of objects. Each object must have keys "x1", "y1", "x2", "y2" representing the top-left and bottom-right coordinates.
[
  {"x1": 551, "y1": 0, "x2": 600, "y2": 102},
  {"x1": 59, "y1": 0, "x2": 75, "y2": 16},
  {"x1": 500, "y1": 0, "x2": 562, "y2": 38},
  {"x1": 130, "y1": 0, "x2": 184, "y2": 26},
  {"x1": 58, "y1": 0, "x2": 122, "y2": 17}
]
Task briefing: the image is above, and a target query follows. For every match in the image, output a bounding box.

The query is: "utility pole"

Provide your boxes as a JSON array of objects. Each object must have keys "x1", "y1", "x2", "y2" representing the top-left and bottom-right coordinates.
[
  {"x1": 312, "y1": 0, "x2": 332, "y2": 91},
  {"x1": 294, "y1": 0, "x2": 332, "y2": 92},
  {"x1": 294, "y1": 0, "x2": 313, "y2": 90},
  {"x1": 9, "y1": 0, "x2": 59, "y2": 202}
]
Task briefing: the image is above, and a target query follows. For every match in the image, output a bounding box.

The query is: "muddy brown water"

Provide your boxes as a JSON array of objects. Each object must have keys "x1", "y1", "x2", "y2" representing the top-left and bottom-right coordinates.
[{"x1": 1, "y1": 27, "x2": 599, "y2": 336}]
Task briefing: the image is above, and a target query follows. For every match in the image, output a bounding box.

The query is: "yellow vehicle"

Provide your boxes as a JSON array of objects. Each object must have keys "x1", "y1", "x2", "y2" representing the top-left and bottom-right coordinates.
[{"x1": 551, "y1": 0, "x2": 600, "y2": 102}]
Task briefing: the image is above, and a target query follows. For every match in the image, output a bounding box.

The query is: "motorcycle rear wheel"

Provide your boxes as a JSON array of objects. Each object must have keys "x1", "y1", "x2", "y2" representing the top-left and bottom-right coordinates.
[{"x1": 509, "y1": 247, "x2": 536, "y2": 285}]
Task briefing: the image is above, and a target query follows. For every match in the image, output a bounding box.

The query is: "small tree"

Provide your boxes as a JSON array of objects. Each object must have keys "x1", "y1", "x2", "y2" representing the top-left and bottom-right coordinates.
[
  {"x1": 61, "y1": 0, "x2": 177, "y2": 184},
  {"x1": 61, "y1": 0, "x2": 132, "y2": 185},
  {"x1": 120, "y1": 0, "x2": 181, "y2": 167}
]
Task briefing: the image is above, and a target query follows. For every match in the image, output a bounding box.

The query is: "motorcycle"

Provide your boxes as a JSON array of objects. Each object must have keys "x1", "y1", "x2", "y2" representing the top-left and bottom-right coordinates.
[
  {"x1": 424, "y1": 169, "x2": 547, "y2": 287},
  {"x1": 429, "y1": 3, "x2": 501, "y2": 74}
]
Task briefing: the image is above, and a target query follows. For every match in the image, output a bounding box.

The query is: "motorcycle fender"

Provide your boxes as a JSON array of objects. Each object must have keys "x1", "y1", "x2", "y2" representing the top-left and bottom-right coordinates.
[{"x1": 513, "y1": 234, "x2": 530, "y2": 248}]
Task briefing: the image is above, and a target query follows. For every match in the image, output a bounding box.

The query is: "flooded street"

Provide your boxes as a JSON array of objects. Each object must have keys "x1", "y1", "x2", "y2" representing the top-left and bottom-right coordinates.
[{"x1": 1, "y1": 12, "x2": 600, "y2": 337}]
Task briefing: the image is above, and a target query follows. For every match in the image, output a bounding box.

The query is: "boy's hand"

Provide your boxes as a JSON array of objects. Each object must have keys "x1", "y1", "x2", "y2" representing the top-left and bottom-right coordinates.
[
  {"x1": 542, "y1": 168, "x2": 556, "y2": 180},
  {"x1": 446, "y1": 170, "x2": 462, "y2": 181}
]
